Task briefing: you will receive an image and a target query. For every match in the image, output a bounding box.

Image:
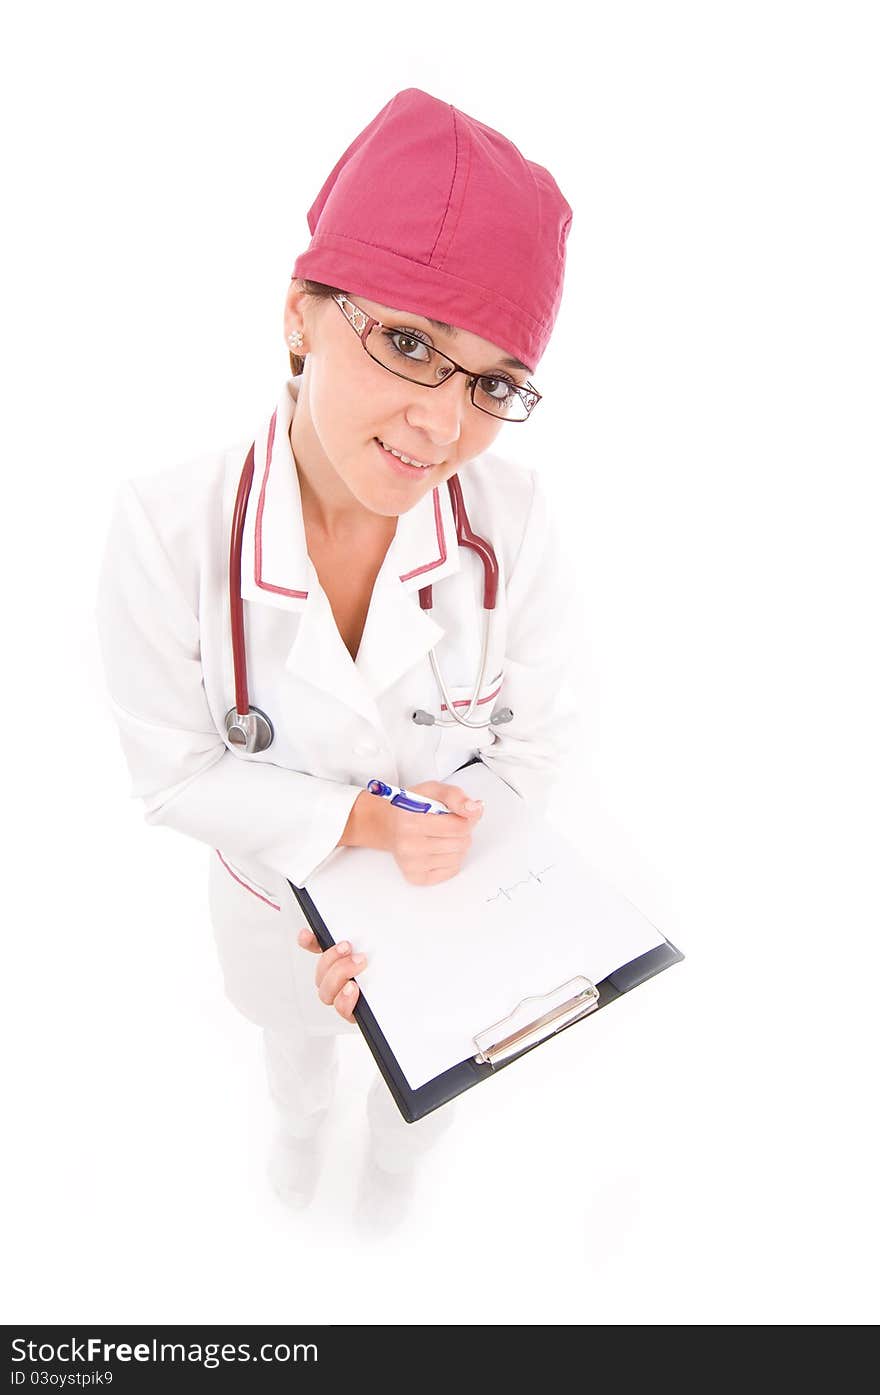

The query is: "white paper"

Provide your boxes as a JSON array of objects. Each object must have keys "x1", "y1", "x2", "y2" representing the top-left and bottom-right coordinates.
[{"x1": 304, "y1": 764, "x2": 666, "y2": 1090}]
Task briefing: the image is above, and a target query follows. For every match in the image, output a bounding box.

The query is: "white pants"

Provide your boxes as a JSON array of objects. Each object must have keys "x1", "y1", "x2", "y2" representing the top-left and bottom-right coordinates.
[{"x1": 208, "y1": 848, "x2": 456, "y2": 1171}]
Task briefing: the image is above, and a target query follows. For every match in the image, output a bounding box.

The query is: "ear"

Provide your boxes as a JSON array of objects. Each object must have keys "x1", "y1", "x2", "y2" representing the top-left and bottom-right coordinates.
[{"x1": 283, "y1": 278, "x2": 309, "y2": 342}]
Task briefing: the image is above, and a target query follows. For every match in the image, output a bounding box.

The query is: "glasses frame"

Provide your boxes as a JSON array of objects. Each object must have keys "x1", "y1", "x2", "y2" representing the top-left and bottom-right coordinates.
[{"x1": 331, "y1": 293, "x2": 541, "y2": 422}]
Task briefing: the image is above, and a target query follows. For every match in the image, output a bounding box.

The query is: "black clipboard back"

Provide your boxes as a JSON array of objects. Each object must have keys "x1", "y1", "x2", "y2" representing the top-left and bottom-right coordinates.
[{"x1": 288, "y1": 880, "x2": 684, "y2": 1124}]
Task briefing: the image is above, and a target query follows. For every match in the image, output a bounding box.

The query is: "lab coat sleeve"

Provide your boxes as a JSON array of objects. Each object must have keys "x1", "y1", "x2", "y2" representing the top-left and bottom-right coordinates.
[
  {"x1": 95, "y1": 479, "x2": 362, "y2": 887},
  {"x1": 477, "y1": 469, "x2": 579, "y2": 815}
]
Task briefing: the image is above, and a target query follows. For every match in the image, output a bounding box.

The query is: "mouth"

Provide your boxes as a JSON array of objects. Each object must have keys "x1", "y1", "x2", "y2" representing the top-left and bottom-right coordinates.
[{"x1": 374, "y1": 438, "x2": 442, "y2": 477}]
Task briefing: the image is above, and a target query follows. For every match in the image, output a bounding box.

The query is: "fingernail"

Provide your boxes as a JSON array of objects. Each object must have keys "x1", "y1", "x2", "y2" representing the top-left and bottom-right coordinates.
[
  {"x1": 337, "y1": 940, "x2": 351, "y2": 956},
  {"x1": 297, "y1": 929, "x2": 310, "y2": 944},
  {"x1": 352, "y1": 953, "x2": 366, "y2": 966},
  {"x1": 465, "y1": 800, "x2": 483, "y2": 811},
  {"x1": 343, "y1": 983, "x2": 356, "y2": 997}
]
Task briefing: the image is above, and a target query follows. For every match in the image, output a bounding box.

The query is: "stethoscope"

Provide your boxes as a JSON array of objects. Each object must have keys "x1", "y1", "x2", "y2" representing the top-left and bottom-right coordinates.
[{"x1": 224, "y1": 444, "x2": 515, "y2": 753}]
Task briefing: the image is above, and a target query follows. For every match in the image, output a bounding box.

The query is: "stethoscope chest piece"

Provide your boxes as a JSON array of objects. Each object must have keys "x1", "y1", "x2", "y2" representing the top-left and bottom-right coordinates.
[{"x1": 224, "y1": 706, "x2": 275, "y2": 754}]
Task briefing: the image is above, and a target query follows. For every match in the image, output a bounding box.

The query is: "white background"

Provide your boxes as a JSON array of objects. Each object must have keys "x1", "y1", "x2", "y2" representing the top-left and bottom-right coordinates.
[{"x1": 2, "y1": 0, "x2": 877, "y2": 1326}]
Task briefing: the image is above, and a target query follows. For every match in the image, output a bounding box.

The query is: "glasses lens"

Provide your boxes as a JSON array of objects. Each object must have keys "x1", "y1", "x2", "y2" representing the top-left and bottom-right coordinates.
[
  {"x1": 367, "y1": 326, "x2": 449, "y2": 386},
  {"x1": 366, "y1": 326, "x2": 534, "y2": 421},
  {"x1": 472, "y1": 378, "x2": 532, "y2": 422}
]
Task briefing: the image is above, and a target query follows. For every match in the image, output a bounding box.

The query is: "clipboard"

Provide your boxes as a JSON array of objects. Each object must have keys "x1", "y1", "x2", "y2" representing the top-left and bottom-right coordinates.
[
  {"x1": 290, "y1": 882, "x2": 682, "y2": 1122},
  {"x1": 289, "y1": 759, "x2": 684, "y2": 1123}
]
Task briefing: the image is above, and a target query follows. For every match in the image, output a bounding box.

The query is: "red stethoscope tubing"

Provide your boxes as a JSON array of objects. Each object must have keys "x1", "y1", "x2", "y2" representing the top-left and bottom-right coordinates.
[
  {"x1": 229, "y1": 442, "x2": 255, "y2": 717},
  {"x1": 416, "y1": 470, "x2": 499, "y2": 615},
  {"x1": 228, "y1": 450, "x2": 498, "y2": 719}
]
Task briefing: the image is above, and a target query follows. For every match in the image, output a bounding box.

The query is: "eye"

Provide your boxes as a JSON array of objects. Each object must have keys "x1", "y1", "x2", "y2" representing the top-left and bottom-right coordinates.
[
  {"x1": 477, "y1": 374, "x2": 518, "y2": 402},
  {"x1": 385, "y1": 328, "x2": 434, "y2": 363}
]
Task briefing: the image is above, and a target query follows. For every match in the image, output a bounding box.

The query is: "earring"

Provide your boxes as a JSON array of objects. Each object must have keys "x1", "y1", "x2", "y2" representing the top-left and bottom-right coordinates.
[{"x1": 288, "y1": 330, "x2": 304, "y2": 351}]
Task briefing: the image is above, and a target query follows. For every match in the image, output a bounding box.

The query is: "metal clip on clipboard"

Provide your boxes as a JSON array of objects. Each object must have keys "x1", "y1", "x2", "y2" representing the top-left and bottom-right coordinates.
[{"x1": 472, "y1": 975, "x2": 600, "y2": 1068}]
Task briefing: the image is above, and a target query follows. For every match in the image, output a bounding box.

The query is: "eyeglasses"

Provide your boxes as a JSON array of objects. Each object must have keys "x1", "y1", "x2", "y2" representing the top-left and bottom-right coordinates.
[{"x1": 331, "y1": 293, "x2": 542, "y2": 423}]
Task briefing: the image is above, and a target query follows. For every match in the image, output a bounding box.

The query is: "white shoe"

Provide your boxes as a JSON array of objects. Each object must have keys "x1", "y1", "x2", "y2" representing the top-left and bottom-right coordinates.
[{"x1": 266, "y1": 1129, "x2": 322, "y2": 1209}]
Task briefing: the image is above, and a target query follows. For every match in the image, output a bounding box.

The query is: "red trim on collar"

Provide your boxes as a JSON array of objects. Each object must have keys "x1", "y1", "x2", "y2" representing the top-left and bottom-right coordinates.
[
  {"x1": 254, "y1": 408, "x2": 309, "y2": 599},
  {"x1": 253, "y1": 413, "x2": 449, "y2": 594},
  {"x1": 399, "y1": 488, "x2": 448, "y2": 582}
]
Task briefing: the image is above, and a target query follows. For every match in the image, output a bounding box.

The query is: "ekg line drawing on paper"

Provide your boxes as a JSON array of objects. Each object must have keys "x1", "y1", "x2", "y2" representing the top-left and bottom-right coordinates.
[{"x1": 485, "y1": 866, "x2": 556, "y2": 902}]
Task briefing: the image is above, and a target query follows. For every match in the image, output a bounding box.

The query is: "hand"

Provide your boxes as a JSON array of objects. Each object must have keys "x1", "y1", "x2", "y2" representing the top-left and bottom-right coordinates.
[
  {"x1": 385, "y1": 781, "x2": 484, "y2": 886},
  {"x1": 297, "y1": 929, "x2": 366, "y2": 1022}
]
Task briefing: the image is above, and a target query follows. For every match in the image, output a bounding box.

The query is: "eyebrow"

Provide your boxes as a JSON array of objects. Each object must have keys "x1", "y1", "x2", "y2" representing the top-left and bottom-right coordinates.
[{"x1": 405, "y1": 312, "x2": 530, "y2": 375}]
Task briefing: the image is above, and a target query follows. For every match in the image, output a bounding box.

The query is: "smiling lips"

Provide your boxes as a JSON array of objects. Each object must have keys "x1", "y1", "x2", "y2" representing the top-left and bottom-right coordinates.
[{"x1": 376, "y1": 438, "x2": 442, "y2": 469}]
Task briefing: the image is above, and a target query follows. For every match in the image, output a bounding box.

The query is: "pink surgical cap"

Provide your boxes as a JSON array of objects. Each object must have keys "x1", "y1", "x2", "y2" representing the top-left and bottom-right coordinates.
[{"x1": 291, "y1": 88, "x2": 573, "y2": 374}]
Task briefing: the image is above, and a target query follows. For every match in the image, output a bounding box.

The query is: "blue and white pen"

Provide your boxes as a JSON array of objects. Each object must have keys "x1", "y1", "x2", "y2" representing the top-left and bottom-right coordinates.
[{"x1": 366, "y1": 779, "x2": 451, "y2": 815}]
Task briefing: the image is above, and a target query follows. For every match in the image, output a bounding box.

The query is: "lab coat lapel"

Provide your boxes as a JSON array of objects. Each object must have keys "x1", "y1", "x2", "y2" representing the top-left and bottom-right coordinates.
[
  {"x1": 282, "y1": 546, "x2": 449, "y2": 725},
  {"x1": 237, "y1": 387, "x2": 374, "y2": 721},
  {"x1": 239, "y1": 387, "x2": 310, "y2": 615},
  {"x1": 240, "y1": 377, "x2": 463, "y2": 721},
  {"x1": 355, "y1": 560, "x2": 446, "y2": 701},
  {"x1": 356, "y1": 481, "x2": 461, "y2": 699},
  {"x1": 282, "y1": 566, "x2": 384, "y2": 725},
  {"x1": 240, "y1": 378, "x2": 463, "y2": 610}
]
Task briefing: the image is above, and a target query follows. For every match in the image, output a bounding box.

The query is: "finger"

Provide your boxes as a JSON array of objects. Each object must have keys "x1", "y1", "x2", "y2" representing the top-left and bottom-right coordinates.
[
  {"x1": 318, "y1": 951, "x2": 367, "y2": 1005},
  {"x1": 409, "y1": 864, "x2": 462, "y2": 886},
  {"x1": 401, "y1": 810, "x2": 477, "y2": 839},
  {"x1": 415, "y1": 848, "x2": 469, "y2": 866},
  {"x1": 333, "y1": 981, "x2": 359, "y2": 1022},
  {"x1": 314, "y1": 938, "x2": 356, "y2": 989},
  {"x1": 399, "y1": 832, "x2": 470, "y2": 856},
  {"x1": 423, "y1": 867, "x2": 455, "y2": 884},
  {"x1": 437, "y1": 785, "x2": 485, "y2": 820},
  {"x1": 297, "y1": 927, "x2": 321, "y2": 954},
  {"x1": 404, "y1": 859, "x2": 462, "y2": 883},
  {"x1": 411, "y1": 781, "x2": 485, "y2": 821}
]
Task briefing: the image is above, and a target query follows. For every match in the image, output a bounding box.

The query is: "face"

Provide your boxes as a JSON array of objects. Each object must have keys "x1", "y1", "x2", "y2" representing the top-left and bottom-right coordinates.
[{"x1": 283, "y1": 283, "x2": 530, "y2": 521}]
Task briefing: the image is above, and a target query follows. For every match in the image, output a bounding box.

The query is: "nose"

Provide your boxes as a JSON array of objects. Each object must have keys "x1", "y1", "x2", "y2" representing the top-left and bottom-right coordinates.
[{"x1": 405, "y1": 372, "x2": 472, "y2": 449}]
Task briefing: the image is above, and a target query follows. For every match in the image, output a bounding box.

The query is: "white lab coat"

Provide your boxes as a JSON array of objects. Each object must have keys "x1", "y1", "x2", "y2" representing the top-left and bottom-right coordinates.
[{"x1": 96, "y1": 374, "x2": 578, "y2": 1040}]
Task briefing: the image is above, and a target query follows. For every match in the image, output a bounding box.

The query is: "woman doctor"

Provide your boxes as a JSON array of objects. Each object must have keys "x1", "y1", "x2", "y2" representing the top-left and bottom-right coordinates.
[{"x1": 97, "y1": 88, "x2": 577, "y2": 1210}]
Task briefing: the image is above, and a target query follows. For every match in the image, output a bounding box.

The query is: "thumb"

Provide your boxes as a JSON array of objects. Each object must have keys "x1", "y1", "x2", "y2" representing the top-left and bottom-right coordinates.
[{"x1": 438, "y1": 784, "x2": 485, "y2": 819}]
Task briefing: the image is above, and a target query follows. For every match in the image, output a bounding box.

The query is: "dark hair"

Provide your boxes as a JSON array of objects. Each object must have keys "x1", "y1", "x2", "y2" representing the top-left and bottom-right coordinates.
[{"x1": 288, "y1": 278, "x2": 345, "y2": 376}]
